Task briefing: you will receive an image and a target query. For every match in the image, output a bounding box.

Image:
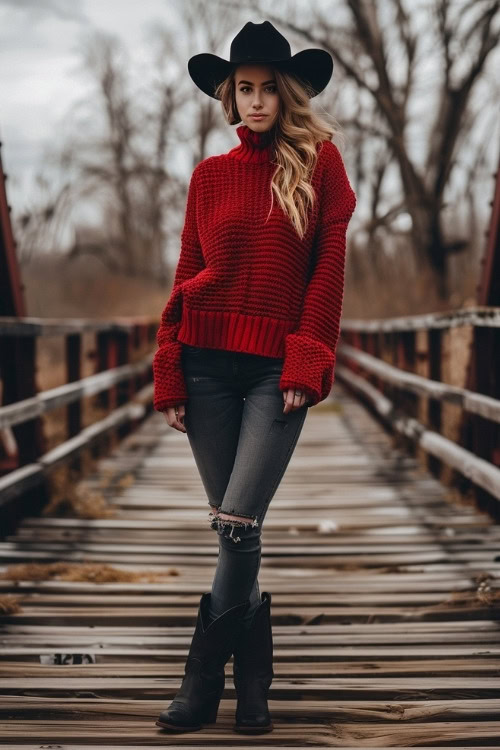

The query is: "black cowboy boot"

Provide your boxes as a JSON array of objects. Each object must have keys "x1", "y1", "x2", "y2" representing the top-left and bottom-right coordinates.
[
  {"x1": 233, "y1": 591, "x2": 274, "y2": 733},
  {"x1": 156, "y1": 593, "x2": 249, "y2": 732}
]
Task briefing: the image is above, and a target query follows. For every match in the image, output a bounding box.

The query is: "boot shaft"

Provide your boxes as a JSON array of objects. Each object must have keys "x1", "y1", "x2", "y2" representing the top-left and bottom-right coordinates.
[
  {"x1": 233, "y1": 592, "x2": 274, "y2": 679},
  {"x1": 186, "y1": 593, "x2": 250, "y2": 672}
]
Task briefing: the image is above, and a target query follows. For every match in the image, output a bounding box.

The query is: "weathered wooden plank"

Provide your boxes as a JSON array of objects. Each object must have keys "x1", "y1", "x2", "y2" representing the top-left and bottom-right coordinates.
[
  {"x1": 11, "y1": 528, "x2": 500, "y2": 545},
  {"x1": 1, "y1": 746, "x2": 496, "y2": 750},
  {"x1": 0, "y1": 316, "x2": 157, "y2": 336},
  {"x1": 2, "y1": 618, "x2": 500, "y2": 633},
  {"x1": 1, "y1": 719, "x2": 500, "y2": 744},
  {"x1": 0, "y1": 748, "x2": 491, "y2": 750},
  {"x1": 3, "y1": 591, "x2": 498, "y2": 607},
  {"x1": 1, "y1": 628, "x2": 499, "y2": 646},
  {"x1": 3, "y1": 573, "x2": 500, "y2": 599},
  {"x1": 340, "y1": 306, "x2": 500, "y2": 332},
  {"x1": 2, "y1": 646, "x2": 498, "y2": 660},
  {"x1": 0, "y1": 697, "x2": 499, "y2": 721},
  {"x1": 0, "y1": 660, "x2": 499, "y2": 677},
  {"x1": 1, "y1": 677, "x2": 500, "y2": 701},
  {"x1": 13, "y1": 514, "x2": 493, "y2": 529},
  {"x1": 3, "y1": 540, "x2": 500, "y2": 558},
  {"x1": 1, "y1": 612, "x2": 497, "y2": 628}
]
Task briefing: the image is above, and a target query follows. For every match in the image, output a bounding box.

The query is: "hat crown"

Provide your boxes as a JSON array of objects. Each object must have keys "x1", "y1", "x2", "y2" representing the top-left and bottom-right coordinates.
[
  {"x1": 188, "y1": 20, "x2": 333, "y2": 100},
  {"x1": 230, "y1": 21, "x2": 291, "y2": 63}
]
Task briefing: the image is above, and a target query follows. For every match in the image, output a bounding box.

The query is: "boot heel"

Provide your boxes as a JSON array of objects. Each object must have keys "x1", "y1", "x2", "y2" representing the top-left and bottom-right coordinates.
[{"x1": 202, "y1": 695, "x2": 221, "y2": 723}]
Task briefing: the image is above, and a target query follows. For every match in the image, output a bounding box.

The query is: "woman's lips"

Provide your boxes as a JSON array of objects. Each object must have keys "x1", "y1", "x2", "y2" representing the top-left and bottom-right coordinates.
[{"x1": 250, "y1": 114, "x2": 266, "y2": 119}]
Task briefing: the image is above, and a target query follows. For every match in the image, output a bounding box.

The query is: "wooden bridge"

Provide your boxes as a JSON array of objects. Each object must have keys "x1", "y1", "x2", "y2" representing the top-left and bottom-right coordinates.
[
  {"x1": 0, "y1": 305, "x2": 499, "y2": 748},
  {"x1": 1, "y1": 135, "x2": 500, "y2": 748}
]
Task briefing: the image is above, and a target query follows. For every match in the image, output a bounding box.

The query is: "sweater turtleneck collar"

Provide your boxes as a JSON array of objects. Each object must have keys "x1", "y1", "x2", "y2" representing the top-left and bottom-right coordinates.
[{"x1": 228, "y1": 123, "x2": 275, "y2": 164}]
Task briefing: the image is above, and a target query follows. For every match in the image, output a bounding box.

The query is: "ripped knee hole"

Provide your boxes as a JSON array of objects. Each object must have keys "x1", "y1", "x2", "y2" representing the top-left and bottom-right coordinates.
[{"x1": 207, "y1": 509, "x2": 259, "y2": 543}]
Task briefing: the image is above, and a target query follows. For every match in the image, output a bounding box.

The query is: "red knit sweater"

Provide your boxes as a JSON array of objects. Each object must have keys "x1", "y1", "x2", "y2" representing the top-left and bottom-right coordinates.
[{"x1": 153, "y1": 124, "x2": 356, "y2": 410}]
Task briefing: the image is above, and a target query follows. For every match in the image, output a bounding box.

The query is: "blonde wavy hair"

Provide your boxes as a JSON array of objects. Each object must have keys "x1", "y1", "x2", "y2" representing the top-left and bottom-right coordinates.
[{"x1": 214, "y1": 65, "x2": 345, "y2": 239}]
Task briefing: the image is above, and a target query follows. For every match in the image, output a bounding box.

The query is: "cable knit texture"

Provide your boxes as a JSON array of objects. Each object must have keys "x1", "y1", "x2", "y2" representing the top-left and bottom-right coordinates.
[{"x1": 153, "y1": 124, "x2": 356, "y2": 410}]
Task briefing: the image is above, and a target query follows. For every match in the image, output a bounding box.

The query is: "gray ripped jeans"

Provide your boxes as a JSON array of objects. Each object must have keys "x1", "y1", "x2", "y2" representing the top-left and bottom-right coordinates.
[{"x1": 181, "y1": 343, "x2": 309, "y2": 627}]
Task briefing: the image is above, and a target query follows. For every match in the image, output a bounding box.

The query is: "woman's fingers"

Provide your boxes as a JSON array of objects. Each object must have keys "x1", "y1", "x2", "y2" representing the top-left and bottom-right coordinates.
[
  {"x1": 282, "y1": 388, "x2": 307, "y2": 414},
  {"x1": 165, "y1": 394, "x2": 305, "y2": 421},
  {"x1": 166, "y1": 392, "x2": 306, "y2": 422},
  {"x1": 163, "y1": 404, "x2": 187, "y2": 432},
  {"x1": 173, "y1": 404, "x2": 187, "y2": 432}
]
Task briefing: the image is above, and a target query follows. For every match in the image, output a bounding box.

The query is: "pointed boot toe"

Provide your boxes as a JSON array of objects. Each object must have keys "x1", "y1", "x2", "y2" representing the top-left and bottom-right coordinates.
[
  {"x1": 156, "y1": 593, "x2": 249, "y2": 732},
  {"x1": 156, "y1": 703, "x2": 202, "y2": 732}
]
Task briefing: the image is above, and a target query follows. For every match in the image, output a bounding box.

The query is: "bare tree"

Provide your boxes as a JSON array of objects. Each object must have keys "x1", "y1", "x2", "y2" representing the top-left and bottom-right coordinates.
[
  {"x1": 168, "y1": 0, "x2": 242, "y2": 167},
  {"x1": 13, "y1": 171, "x2": 73, "y2": 266},
  {"x1": 63, "y1": 32, "x2": 174, "y2": 279},
  {"x1": 254, "y1": 0, "x2": 500, "y2": 299},
  {"x1": 48, "y1": 3, "x2": 240, "y2": 282}
]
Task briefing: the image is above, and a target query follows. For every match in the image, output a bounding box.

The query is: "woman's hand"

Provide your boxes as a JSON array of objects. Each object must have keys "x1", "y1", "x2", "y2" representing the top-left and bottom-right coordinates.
[
  {"x1": 282, "y1": 388, "x2": 308, "y2": 414},
  {"x1": 162, "y1": 404, "x2": 187, "y2": 433}
]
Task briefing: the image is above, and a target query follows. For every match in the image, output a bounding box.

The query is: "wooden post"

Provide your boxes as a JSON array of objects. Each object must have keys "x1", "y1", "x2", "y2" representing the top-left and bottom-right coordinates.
[
  {"x1": 399, "y1": 331, "x2": 418, "y2": 420},
  {"x1": 65, "y1": 333, "x2": 82, "y2": 438},
  {"x1": 365, "y1": 332, "x2": 379, "y2": 390},
  {"x1": 96, "y1": 331, "x2": 119, "y2": 410},
  {"x1": 0, "y1": 334, "x2": 45, "y2": 466},
  {"x1": 116, "y1": 330, "x2": 134, "y2": 439},
  {"x1": 468, "y1": 326, "x2": 499, "y2": 514},
  {"x1": 65, "y1": 332, "x2": 82, "y2": 474},
  {"x1": 427, "y1": 329, "x2": 442, "y2": 477},
  {"x1": 94, "y1": 330, "x2": 119, "y2": 455}
]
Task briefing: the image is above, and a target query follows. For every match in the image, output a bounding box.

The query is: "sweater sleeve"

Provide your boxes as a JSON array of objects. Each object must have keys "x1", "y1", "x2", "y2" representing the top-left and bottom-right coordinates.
[
  {"x1": 279, "y1": 141, "x2": 356, "y2": 407},
  {"x1": 153, "y1": 167, "x2": 205, "y2": 411}
]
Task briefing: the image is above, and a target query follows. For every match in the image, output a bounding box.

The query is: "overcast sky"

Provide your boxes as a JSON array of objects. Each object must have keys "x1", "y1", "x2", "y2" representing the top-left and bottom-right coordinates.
[{"x1": 0, "y1": 0, "x2": 179, "y2": 209}]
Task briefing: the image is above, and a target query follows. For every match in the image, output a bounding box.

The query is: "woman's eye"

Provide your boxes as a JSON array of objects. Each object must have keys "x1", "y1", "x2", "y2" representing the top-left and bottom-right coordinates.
[{"x1": 239, "y1": 86, "x2": 276, "y2": 94}]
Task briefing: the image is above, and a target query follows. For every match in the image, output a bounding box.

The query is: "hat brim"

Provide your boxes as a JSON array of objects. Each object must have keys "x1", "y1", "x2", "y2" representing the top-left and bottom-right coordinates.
[{"x1": 188, "y1": 48, "x2": 333, "y2": 100}]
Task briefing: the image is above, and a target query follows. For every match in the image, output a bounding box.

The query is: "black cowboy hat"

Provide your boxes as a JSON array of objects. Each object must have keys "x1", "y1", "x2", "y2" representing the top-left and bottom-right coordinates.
[{"x1": 188, "y1": 20, "x2": 333, "y2": 100}]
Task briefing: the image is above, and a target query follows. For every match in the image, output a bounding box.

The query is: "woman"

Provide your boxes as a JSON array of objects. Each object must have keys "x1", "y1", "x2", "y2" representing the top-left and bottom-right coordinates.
[{"x1": 153, "y1": 20, "x2": 356, "y2": 734}]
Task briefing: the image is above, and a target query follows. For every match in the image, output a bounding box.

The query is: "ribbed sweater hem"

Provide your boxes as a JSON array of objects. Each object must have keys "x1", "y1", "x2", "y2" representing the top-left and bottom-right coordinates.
[{"x1": 177, "y1": 305, "x2": 297, "y2": 358}]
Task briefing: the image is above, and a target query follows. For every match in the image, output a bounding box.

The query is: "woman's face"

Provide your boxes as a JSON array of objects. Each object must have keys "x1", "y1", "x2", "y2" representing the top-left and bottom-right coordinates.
[{"x1": 234, "y1": 64, "x2": 279, "y2": 132}]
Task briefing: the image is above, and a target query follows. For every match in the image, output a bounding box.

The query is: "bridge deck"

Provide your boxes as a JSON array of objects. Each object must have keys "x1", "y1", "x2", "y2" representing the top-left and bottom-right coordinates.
[{"x1": 0, "y1": 385, "x2": 499, "y2": 748}]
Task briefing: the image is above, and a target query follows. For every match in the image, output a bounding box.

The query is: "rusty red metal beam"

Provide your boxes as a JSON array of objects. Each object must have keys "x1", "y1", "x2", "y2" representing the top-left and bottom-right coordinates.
[{"x1": 0, "y1": 141, "x2": 25, "y2": 316}]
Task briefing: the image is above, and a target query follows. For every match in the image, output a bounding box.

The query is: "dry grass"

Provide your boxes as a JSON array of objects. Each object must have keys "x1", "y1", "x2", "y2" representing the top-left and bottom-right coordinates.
[
  {"x1": 23, "y1": 253, "x2": 170, "y2": 320},
  {"x1": 42, "y1": 464, "x2": 118, "y2": 520},
  {"x1": 413, "y1": 573, "x2": 500, "y2": 612},
  {"x1": 0, "y1": 594, "x2": 24, "y2": 614},
  {"x1": 44, "y1": 463, "x2": 142, "y2": 519},
  {"x1": 0, "y1": 561, "x2": 180, "y2": 583},
  {"x1": 343, "y1": 234, "x2": 479, "y2": 319}
]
